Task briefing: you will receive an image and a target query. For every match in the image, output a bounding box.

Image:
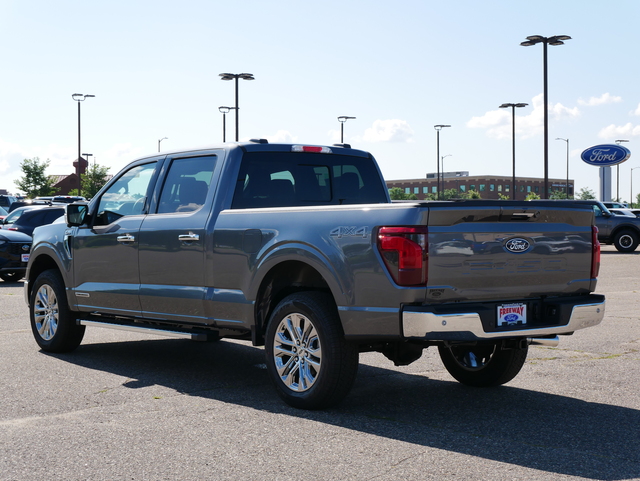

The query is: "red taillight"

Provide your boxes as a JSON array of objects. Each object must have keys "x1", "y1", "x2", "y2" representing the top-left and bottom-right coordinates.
[
  {"x1": 377, "y1": 226, "x2": 428, "y2": 286},
  {"x1": 591, "y1": 225, "x2": 600, "y2": 278}
]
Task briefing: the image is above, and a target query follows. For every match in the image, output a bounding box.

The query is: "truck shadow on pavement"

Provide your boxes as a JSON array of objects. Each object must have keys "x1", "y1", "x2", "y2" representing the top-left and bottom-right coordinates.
[{"x1": 47, "y1": 337, "x2": 639, "y2": 481}]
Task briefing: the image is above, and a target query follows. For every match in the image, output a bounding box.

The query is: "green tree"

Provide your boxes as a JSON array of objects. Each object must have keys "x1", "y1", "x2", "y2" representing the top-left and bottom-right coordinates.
[
  {"x1": 14, "y1": 157, "x2": 56, "y2": 198},
  {"x1": 388, "y1": 187, "x2": 418, "y2": 200},
  {"x1": 80, "y1": 162, "x2": 110, "y2": 199},
  {"x1": 525, "y1": 192, "x2": 541, "y2": 201},
  {"x1": 549, "y1": 191, "x2": 569, "y2": 200},
  {"x1": 498, "y1": 193, "x2": 510, "y2": 200},
  {"x1": 577, "y1": 187, "x2": 596, "y2": 200},
  {"x1": 441, "y1": 188, "x2": 460, "y2": 200},
  {"x1": 460, "y1": 189, "x2": 481, "y2": 199}
]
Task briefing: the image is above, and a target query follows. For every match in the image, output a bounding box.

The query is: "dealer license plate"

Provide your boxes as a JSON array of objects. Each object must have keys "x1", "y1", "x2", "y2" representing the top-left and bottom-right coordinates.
[
  {"x1": 497, "y1": 303, "x2": 527, "y2": 327},
  {"x1": 21, "y1": 254, "x2": 30, "y2": 263}
]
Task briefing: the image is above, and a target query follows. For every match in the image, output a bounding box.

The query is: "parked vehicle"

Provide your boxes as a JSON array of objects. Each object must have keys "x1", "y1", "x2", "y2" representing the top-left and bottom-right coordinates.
[
  {"x1": 25, "y1": 141, "x2": 605, "y2": 409},
  {"x1": 1, "y1": 205, "x2": 66, "y2": 236},
  {"x1": 0, "y1": 206, "x2": 8, "y2": 221},
  {"x1": 603, "y1": 201, "x2": 629, "y2": 209},
  {"x1": 570, "y1": 200, "x2": 640, "y2": 252},
  {"x1": 608, "y1": 208, "x2": 636, "y2": 217},
  {"x1": 0, "y1": 194, "x2": 17, "y2": 210},
  {"x1": 0, "y1": 229, "x2": 31, "y2": 282}
]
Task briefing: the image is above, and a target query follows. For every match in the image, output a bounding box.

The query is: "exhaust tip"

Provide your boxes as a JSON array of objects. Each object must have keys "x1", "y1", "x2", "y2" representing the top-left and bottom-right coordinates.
[{"x1": 528, "y1": 336, "x2": 560, "y2": 347}]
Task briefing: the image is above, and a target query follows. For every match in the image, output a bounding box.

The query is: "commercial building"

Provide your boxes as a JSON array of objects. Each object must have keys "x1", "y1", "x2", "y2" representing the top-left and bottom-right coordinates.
[{"x1": 386, "y1": 171, "x2": 573, "y2": 201}]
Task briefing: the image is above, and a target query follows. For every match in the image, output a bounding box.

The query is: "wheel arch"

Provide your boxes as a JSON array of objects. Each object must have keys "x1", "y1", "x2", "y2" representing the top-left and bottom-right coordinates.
[
  {"x1": 26, "y1": 251, "x2": 68, "y2": 306},
  {"x1": 250, "y1": 253, "x2": 348, "y2": 346}
]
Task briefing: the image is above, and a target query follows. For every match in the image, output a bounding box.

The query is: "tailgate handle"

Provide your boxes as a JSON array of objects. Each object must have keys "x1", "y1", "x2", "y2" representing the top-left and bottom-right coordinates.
[{"x1": 511, "y1": 212, "x2": 537, "y2": 220}]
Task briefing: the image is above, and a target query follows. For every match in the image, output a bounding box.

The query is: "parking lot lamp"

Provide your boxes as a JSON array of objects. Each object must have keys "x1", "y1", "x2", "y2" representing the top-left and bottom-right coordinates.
[
  {"x1": 219, "y1": 106, "x2": 236, "y2": 142},
  {"x1": 500, "y1": 103, "x2": 528, "y2": 200},
  {"x1": 521, "y1": 35, "x2": 571, "y2": 199},
  {"x1": 556, "y1": 138, "x2": 569, "y2": 198},
  {"x1": 337, "y1": 116, "x2": 356, "y2": 143},
  {"x1": 434, "y1": 125, "x2": 451, "y2": 199},
  {"x1": 72, "y1": 93, "x2": 95, "y2": 196},
  {"x1": 219, "y1": 73, "x2": 255, "y2": 141},
  {"x1": 158, "y1": 137, "x2": 168, "y2": 152},
  {"x1": 615, "y1": 140, "x2": 629, "y2": 202},
  {"x1": 631, "y1": 167, "x2": 640, "y2": 208}
]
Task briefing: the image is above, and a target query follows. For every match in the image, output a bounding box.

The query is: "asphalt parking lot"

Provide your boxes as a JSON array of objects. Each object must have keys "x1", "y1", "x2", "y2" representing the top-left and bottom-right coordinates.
[{"x1": 1, "y1": 245, "x2": 639, "y2": 480}]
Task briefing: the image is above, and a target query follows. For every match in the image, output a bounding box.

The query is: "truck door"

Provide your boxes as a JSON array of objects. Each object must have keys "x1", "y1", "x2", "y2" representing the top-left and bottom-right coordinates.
[
  {"x1": 72, "y1": 161, "x2": 159, "y2": 316},
  {"x1": 138, "y1": 154, "x2": 218, "y2": 323}
]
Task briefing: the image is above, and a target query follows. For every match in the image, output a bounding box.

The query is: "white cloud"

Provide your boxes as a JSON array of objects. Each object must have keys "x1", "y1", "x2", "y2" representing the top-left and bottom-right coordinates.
[
  {"x1": 359, "y1": 119, "x2": 414, "y2": 143},
  {"x1": 578, "y1": 93, "x2": 622, "y2": 106},
  {"x1": 466, "y1": 94, "x2": 579, "y2": 140},
  {"x1": 597, "y1": 123, "x2": 640, "y2": 139},
  {"x1": 632, "y1": 103, "x2": 640, "y2": 116},
  {"x1": 263, "y1": 130, "x2": 297, "y2": 144}
]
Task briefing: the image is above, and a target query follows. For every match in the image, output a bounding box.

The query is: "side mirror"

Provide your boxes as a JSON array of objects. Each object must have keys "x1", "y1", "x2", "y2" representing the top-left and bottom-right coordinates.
[{"x1": 66, "y1": 203, "x2": 88, "y2": 227}]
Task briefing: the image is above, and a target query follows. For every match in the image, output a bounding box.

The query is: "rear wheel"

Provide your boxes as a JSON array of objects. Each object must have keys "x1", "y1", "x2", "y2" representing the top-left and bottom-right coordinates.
[
  {"x1": 0, "y1": 271, "x2": 21, "y2": 282},
  {"x1": 264, "y1": 292, "x2": 359, "y2": 409},
  {"x1": 29, "y1": 269, "x2": 85, "y2": 352},
  {"x1": 438, "y1": 342, "x2": 528, "y2": 387},
  {"x1": 613, "y1": 229, "x2": 639, "y2": 252}
]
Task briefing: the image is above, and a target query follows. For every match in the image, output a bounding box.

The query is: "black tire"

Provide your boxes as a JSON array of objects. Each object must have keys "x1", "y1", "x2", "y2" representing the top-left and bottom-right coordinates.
[
  {"x1": 29, "y1": 269, "x2": 85, "y2": 353},
  {"x1": 0, "y1": 271, "x2": 21, "y2": 282},
  {"x1": 613, "y1": 229, "x2": 639, "y2": 252},
  {"x1": 264, "y1": 292, "x2": 359, "y2": 410},
  {"x1": 438, "y1": 342, "x2": 528, "y2": 387}
]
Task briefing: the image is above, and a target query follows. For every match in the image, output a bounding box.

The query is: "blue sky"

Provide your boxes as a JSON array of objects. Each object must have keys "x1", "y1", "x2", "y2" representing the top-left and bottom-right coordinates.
[{"x1": 2, "y1": 0, "x2": 640, "y2": 200}]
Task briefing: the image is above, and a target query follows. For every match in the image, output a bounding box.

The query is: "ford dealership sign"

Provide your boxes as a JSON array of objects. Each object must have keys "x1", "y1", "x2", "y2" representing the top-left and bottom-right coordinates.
[{"x1": 581, "y1": 144, "x2": 631, "y2": 167}]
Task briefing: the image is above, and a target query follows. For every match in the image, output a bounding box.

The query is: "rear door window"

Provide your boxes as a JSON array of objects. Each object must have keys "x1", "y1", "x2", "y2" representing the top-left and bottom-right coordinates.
[{"x1": 231, "y1": 152, "x2": 387, "y2": 208}]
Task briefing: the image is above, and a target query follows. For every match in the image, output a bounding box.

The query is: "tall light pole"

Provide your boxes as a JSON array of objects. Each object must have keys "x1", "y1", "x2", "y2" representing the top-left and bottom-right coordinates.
[
  {"x1": 500, "y1": 103, "x2": 528, "y2": 200},
  {"x1": 337, "y1": 116, "x2": 356, "y2": 143},
  {"x1": 219, "y1": 106, "x2": 236, "y2": 142},
  {"x1": 219, "y1": 73, "x2": 254, "y2": 141},
  {"x1": 615, "y1": 139, "x2": 629, "y2": 202},
  {"x1": 72, "y1": 93, "x2": 95, "y2": 196},
  {"x1": 434, "y1": 125, "x2": 451, "y2": 199},
  {"x1": 441, "y1": 154, "x2": 452, "y2": 196},
  {"x1": 158, "y1": 137, "x2": 168, "y2": 152},
  {"x1": 631, "y1": 167, "x2": 640, "y2": 208},
  {"x1": 556, "y1": 137, "x2": 569, "y2": 198},
  {"x1": 521, "y1": 34, "x2": 571, "y2": 199}
]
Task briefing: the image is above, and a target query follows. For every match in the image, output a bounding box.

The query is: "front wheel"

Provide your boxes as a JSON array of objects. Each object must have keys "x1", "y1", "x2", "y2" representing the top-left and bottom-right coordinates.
[
  {"x1": 264, "y1": 292, "x2": 359, "y2": 410},
  {"x1": 29, "y1": 269, "x2": 85, "y2": 352},
  {"x1": 613, "y1": 229, "x2": 639, "y2": 252},
  {"x1": 438, "y1": 342, "x2": 528, "y2": 387}
]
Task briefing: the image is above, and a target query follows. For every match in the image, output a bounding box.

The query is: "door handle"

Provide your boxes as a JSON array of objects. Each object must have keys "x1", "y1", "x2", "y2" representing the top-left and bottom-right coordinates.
[
  {"x1": 116, "y1": 234, "x2": 135, "y2": 243},
  {"x1": 178, "y1": 232, "x2": 200, "y2": 242}
]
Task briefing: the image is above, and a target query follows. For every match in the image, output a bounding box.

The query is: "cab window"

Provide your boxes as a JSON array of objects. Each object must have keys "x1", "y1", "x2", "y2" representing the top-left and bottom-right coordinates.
[
  {"x1": 157, "y1": 156, "x2": 216, "y2": 214},
  {"x1": 95, "y1": 162, "x2": 157, "y2": 225}
]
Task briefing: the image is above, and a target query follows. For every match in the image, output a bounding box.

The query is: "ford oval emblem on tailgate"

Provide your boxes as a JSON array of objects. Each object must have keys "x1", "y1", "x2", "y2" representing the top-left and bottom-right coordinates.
[{"x1": 505, "y1": 238, "x2": 530, "y2": 253}]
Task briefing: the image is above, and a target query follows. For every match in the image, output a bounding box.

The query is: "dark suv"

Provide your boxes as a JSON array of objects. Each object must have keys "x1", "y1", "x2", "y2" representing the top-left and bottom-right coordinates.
[
  {"x1": 569, "y1": 200, "x2": 640, "y2": 252},
  {"x1": 0, "y1": 195, "x2": 17, "y2": 210},
  {"x1": 1, "y1": 205, "x2": 66, "y2": 236}
]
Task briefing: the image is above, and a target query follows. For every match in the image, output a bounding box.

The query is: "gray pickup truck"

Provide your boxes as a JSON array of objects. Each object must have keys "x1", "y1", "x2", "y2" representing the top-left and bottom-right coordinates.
[{"x1": 25, "y1": 141, "x2": 605, "y2": 409}]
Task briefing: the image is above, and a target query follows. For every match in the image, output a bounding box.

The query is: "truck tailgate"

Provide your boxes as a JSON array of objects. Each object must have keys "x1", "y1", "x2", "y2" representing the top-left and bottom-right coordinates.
[{"x1": 425, "y1": 201, "x2": 596, "y2": 303}]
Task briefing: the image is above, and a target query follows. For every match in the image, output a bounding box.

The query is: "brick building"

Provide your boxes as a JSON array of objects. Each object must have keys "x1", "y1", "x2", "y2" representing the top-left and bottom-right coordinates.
[
  {"x1": 386, "y1": 171, "x2": 573, "y2": 201},
  {"x1": 50, "y1": 157, "x2": 89, "y2": 195}
]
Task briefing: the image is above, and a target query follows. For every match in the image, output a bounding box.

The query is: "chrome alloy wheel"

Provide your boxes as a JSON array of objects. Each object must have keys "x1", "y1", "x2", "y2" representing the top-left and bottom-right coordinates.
[
  {"x1": 450, "y1": 344, "x2": 497, "y2": 371},
  {"x1": 273, "y1": 313, "x2": 322, "y2": 392},
  {"x1": 33, "y1": 284, "x2": 59, "y2": 341}
]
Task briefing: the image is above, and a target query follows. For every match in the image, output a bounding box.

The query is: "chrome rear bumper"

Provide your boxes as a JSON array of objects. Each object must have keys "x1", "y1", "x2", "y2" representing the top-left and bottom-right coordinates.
[{"x1": 402, "y1": 298, "x2": 605, "y2": 341}]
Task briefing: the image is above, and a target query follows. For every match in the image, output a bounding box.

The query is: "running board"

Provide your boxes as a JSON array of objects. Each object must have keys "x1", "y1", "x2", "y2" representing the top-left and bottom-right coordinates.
[{"x1": 78, "y1": 319, "x2": 213, "y2": 341}]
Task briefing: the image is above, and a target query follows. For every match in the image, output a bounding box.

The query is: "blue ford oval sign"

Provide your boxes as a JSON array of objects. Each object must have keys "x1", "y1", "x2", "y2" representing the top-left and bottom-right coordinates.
[
  {"x1": 505, "y1": 238, "x2": 530, "y2": 253},
  {"x1": 581, "y1": 144, "x2": 631, "y2": 167}
]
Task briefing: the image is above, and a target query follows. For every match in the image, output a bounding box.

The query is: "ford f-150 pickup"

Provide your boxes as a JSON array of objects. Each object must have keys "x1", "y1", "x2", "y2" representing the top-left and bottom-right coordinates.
[{"x1": 24, "y1": 141, "x2": 605, "y2": 409}]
